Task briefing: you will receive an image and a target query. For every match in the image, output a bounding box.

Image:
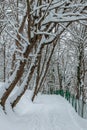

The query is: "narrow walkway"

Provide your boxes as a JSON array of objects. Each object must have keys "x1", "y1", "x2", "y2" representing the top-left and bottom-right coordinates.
[{"x1": 12, "y1": 94, "x2": 87, "y2": 130}]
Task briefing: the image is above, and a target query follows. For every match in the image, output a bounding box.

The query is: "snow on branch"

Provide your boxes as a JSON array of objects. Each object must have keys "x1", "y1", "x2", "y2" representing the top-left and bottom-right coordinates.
[
  {"x1": 34, "y1": 31, "x2": 56, "y2": 37},
  {"x1": 59, "y1": 23, "x2": 84, "y2": 41}
]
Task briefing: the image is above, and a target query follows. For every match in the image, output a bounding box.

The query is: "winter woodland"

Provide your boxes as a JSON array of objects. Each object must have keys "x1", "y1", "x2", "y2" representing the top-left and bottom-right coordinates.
[{"x1": 0, "y1": 0, "x2": 87, "y2": 130}]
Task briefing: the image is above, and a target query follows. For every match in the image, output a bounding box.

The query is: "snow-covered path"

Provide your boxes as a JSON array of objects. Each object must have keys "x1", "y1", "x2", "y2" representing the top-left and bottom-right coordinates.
[{"x1": 0, "y1": 93, "x2": 87, "y2": 130}]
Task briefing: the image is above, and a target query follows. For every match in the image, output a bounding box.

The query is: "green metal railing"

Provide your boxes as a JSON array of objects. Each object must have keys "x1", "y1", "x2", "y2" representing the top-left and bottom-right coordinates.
[{"x1": 48, "y1": 89, "x2": 87, "y2": 119}]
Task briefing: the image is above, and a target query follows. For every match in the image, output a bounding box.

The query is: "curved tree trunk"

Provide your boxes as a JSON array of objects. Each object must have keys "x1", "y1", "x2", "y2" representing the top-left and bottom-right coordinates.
[
  {"x1": 0, "y1": 42, "x2": 36, "y2": 109},
  {"x1": 11, "y1": 42, "x2": 44, "y2": 108}
]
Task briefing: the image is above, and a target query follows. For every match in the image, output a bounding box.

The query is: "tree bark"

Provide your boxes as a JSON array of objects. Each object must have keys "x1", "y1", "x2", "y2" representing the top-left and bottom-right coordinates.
[
  {"x1": 32, "y1": 42, "x2": 57, "y2": 101},
  {"x1": 0, "y1": 41, "x2": 36, "y2": 109},
  {"x1": 11, "y1": 41, "x2": 44, "y2": 108}
]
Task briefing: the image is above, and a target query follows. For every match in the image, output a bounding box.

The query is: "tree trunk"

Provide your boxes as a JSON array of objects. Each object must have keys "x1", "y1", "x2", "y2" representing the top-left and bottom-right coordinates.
[
  {"x1": 11, "y1": 41, "x2": 44, "y2": 108},
  {"x1": 32, "y1": 42, "x2": 57, "y2": 101},
  {"x1": 0, "y1": 42, "x2": 36, "y2": 109}
]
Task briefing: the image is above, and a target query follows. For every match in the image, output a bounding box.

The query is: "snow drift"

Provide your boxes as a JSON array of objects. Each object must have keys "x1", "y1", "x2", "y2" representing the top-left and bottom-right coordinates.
[{"x1": 0, "y1": 90, "x2": 87, "y2": 130}]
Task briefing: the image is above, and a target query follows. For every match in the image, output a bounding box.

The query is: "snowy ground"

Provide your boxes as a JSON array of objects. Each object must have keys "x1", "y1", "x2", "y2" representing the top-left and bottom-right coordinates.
[{"x1": 0, "y1": 89, "x2": 87, "y2": 130}]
